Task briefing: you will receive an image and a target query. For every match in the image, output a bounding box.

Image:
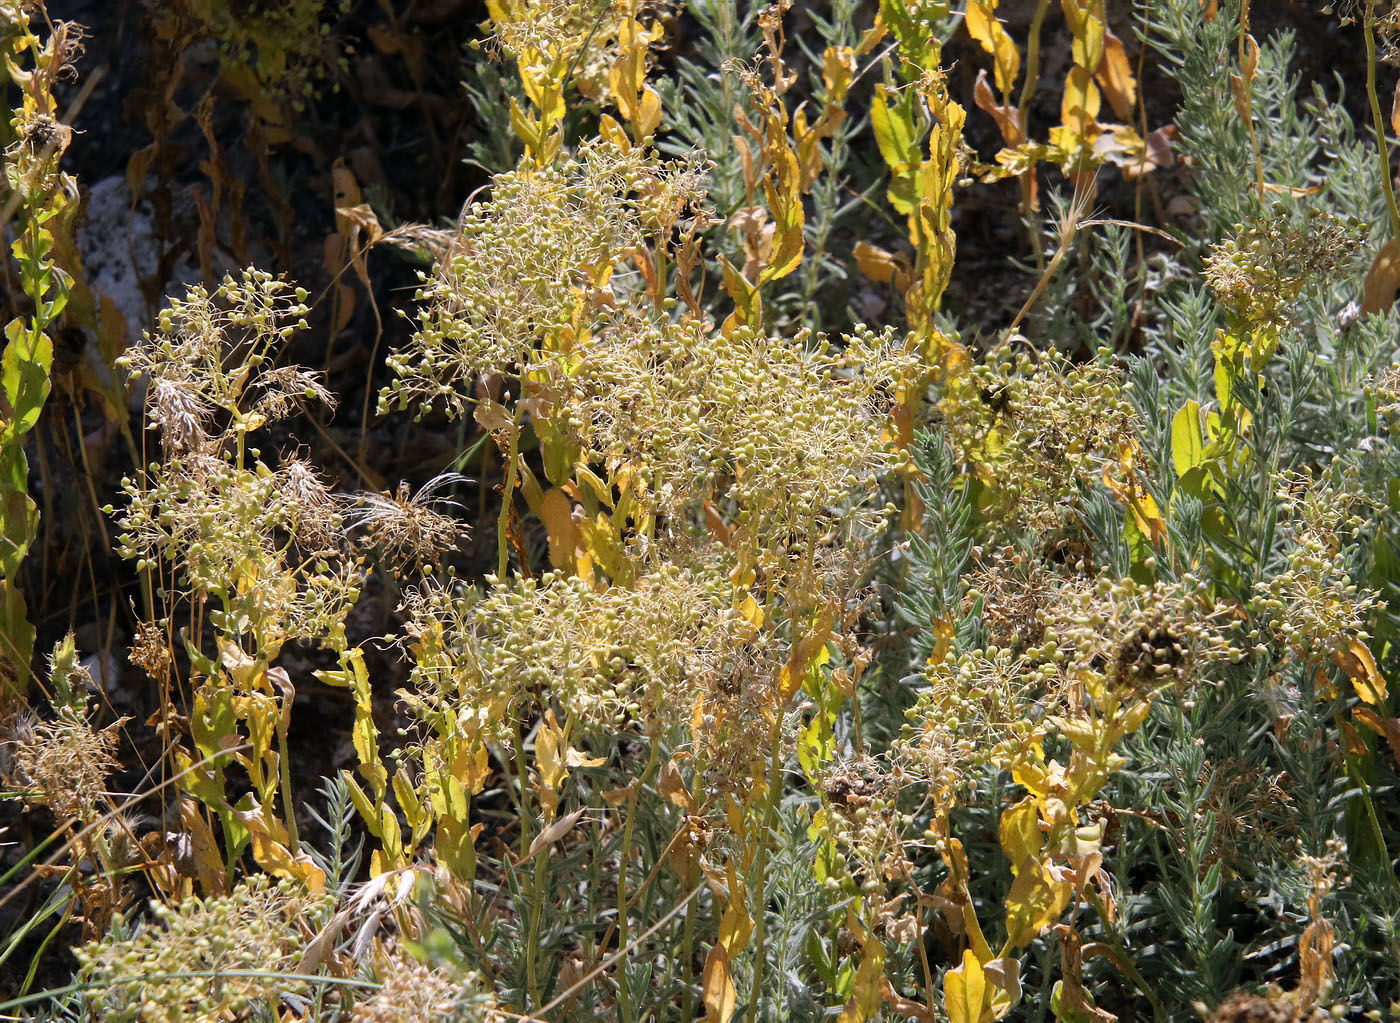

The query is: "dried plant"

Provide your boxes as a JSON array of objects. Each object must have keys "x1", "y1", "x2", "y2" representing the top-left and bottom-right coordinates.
[
  {"x1": 10, "y1": 0, "x2": 1400, "y2": 1019},
  {"x1": 399, "y1": 564, "x2": 750, "y2": 741},
  {"x1": 339, "y1": 473, "x2": 470, "y2": 569},
  {"x1": 75, "y1": 876, "x2": 329, "y2": 1023},
  {"x1": 352, "y1": 948, "x2": 497, "y2": 1023},
  {"x1": 939, "y1": 350, "x2": 1143, "y2": 530},
  {"x1": 4, "y1": 634, "x2": 122, "y2": 827},
  {"x1": 380, "y1": 140, "x2": 706, "y2": 418}
]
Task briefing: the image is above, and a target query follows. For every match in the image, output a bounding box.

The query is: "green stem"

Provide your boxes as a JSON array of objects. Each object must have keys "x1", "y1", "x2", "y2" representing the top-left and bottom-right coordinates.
[
  {"x1": 496, "y1": 417, "x2": 522, "y2": 579},
  {"x1": 744, "y1": 709, "x2": 787, "y2": 1023},
  {"x1": 275, "y1": 700, "x2": 300, "y2": 853},
  {"x1": 1364, "y1": 0, "x2": 1400, "y2": 242},
  {"x1": 1016, "y1": 0, "x2": 1051, "y2": 272},
  {"x1": 615, "y1": 735, "x2": 661, "y2": 1023},
  {"x1": 1015, "y1": 0, "x2": 1050, "y2": 137},
  {"x1": 525, "y1": 847, "x2": 553, "y2": 1009},
  {"x1": 680, "y1": 873, "x2": 699, "y2": 1023}
]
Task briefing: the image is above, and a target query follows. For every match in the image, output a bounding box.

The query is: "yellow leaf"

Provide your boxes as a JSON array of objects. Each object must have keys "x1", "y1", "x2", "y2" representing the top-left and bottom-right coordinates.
[
  {"x1": 1355, "y1": 706, "x2": 1400, "y2": 762},
  {"x1": 1170, "y1": 401, "x2": 1206, "y2": 477},
  {"x1": 535, "y1": 712, "x2": 568, "y2": 819},
  {"x1": 1062, "y1": 0, "x2": 1104, "y2": 70},
  {"x1": 538, "y1": 487, "x2": 579, "y2": 569},
  {"x1": 999, "y1": 798, "x2": 1042, "y2": 871},
  {"x1": 758, "y1": 144, "x2": 806, "y2": 284},
  {"x1": 823, "y1": 45, "x2": 856, "y2": 103},
  {"x1": 703, "y1": 945, "x2": 738, "y2": 1023},
  {"x1": 945, "y1": 949, "x2": 990, "y2": 1023},
  {"x1": 1094, "y1": 30, "x2": 1136, "y2": 121},
  {"x1": 178, "y1": 798, "x2": 228, "y2": 896},
  {"x1": 1336, "y1": 639, "x2": 1389, "y2": 705},
  {"x1": 1003, "y1": 858, "x2": 1071, "y2": 948},
  {"x1": 236, "y1": 804, "x2": 326, "y2": 893},
  {"x1": 718, "y1": 253, "x2": 762, "y2": 331},
  {"x1": 565, "y1": 747, "x2": 606, "y2": 768},
  {"x1": 974, "y1": 70, "x2": 1025, "y2": 148},
  {"x1": 965, "y1": 0, "x2": 1020, "y2": 96},
  {"x1": 436, "y1": 815, "x2": 477, "y2": 878},
  {"x1": 925, "y1": 616, "x2": 955, "y2": 666},
  {"x1": 717, "y1": 861, "x2": 753, "y2": 955},
  {"x1": 778, "y1": 611, "x2": 837, "y2": 702},
  {"x1": 1362, "y1": 239, "x2": 1400, "y2": 317},
  {"x1": 659, "y1": 757, "x2": 695, "y2": 810},
  {"x1": 738, "y1": 594, "x2": 764, "y2": 630},
  {"x1": 637, "y1": 86, "x2": 663, "y2": 139},
  {"x1": 509, "y1": 97, "x2": 542, "y2": 151},
  {"x1": 853, "y1": 240, "x2": 912, "y2": 291},
  {"x1": 577, "y1": 511, "x2": 633, "y2": 584},
  {"x1": 838, "y1": 938, "x2": 886, "y2": 1023},
  {"x1": 1061, "y1": 65, "x2": 1101, "y2": 135}
]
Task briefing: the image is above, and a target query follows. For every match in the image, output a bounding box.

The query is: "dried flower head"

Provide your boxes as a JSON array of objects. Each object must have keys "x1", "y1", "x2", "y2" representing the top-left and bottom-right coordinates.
[
  {"x1": 339, "y1": 473, "x2": 469, "y2": 568},
  {"x1": 815, "y1": 756, "x2": 914, "y2": 889},
  {"x1": 400, "y1": 565, "x2": 748, "y2": 745},
  {"x1": 353, "y1": 948, "x2": 497, "y2": 1023},
  {"x1": 486, "y1": 0, "x2": 667, "y2": 100},
  {"x1": 277, "y1": 455, "x2": 340, "y2": 554},
  {"x1": 899, "y1": 573, "x2": 1240, "y2": 804},
  {"x1": 380, "y1": 140, "x2": 706, "y2": 418},
  {"x1": 118, "y1": 269, "x2": 320, "y2": 456},
  {"x1": 940, "y1": 352, "x2": 1142, "y2": 530},
  {"x1": 129, "y1": 621, "x2": 173, "y2": 684},
  {"x1": 963, "y1": 542, "x2": 1070, "y2": 653},
  {"x1": 1041, "y1": 574, "x2": 1242, "y2": 690},
  {"x1": 76, "y1": 876, "x2": 328, "y2": 1023},
  {"x1": 896, "y1": 641, "x2": 1059, "y2": 801},
  {"x1": 117, "y1": 456, "x2": 360, "y2": 653},
  {"x1": 1249, "y1": 473, "x2": 1379, "y2": 665},
  {"x1": 574, "y1": 321, "x2": 914, "y2": 599},
  {"x1": 2, "y1": 634, "x2": 122, "y2": 826},
  {"x1": 1203, "y1": 207, "x2": 1365, "y2": 327}
]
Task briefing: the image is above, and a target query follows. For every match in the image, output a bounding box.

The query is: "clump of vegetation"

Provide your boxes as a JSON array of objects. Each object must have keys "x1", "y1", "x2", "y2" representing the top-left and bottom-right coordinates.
[{"x1": 1, "y1": 0, "x2": 1399, "y2": 1021}]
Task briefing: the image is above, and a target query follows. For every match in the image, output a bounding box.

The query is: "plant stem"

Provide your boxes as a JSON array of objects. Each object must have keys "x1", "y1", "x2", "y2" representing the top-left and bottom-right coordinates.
[
  {"x1": 496, "y1": 416, "x2": 522, "y2": 579},
  {"x1": 680, "y1": 871, "x2": 699, "y2": 1023},
  {"x1": 525, "y1": 846, "x2": 552, "y2": 1009},
  {"x1": 1365, "y1": 0, "x2": 1400, "y2": 241},
  {"x1": 615, "y1": 735, "x2": 660, "y2": 1023},
  {"x1": 275, "y1": 700, "x2": 300, "y2": 853},
  {"x1": 744, "y1": 709, "x2": 786, "y2": 1023}
]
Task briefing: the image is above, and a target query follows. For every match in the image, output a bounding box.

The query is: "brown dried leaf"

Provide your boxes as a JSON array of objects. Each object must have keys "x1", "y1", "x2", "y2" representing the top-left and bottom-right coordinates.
[
  {"x1": 1362, "y1": 239, "x2": 1400, "y2": 317},
  {"x1": 973, "y1": 69, "x2": 1024, "y2": 147},
  {"x1": 1354, "y1": 707, "x2": 1400, "y2": 762},
  {"x1": 1095, "y1": 31, "x2": 1137, "y2": 122}
]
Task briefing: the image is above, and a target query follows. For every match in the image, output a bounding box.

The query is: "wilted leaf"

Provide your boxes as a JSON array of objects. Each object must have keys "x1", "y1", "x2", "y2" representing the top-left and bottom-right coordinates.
[
  {"x1": 973, "y1": 70, "x2": 1025, "y2": 148},
  {"x1": 703, "y1": 945, "x2": 738, "y2": 1023},
  {"x1": 659, "y1": 757, "x2": 695, "y2": 810},
  {"x1": 1362, "y1": 239, "x2": 1400, "y2": 317},
  {"x1": 837, "y1": 938, "x2": 886, "y2": 1023},
  {"x1": 1095, "y1": 31, "x2": 1136, "y2": 121},
  {"x1": 1335, "y1": 638, "x2": 1388, "y2": 705},
  {"x1": 1003, "y1": 857, "x2": 1071, "y2": 948},
  {"x1": 945, "y1": 949, "x2": 990, "y2": 1023},
  {"x1": 1354, "y1": 707, "x2": 1400, "y2": 761},
  {"x1": 965, "y1": 0, "x2": 1020, "y2": 96}
]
